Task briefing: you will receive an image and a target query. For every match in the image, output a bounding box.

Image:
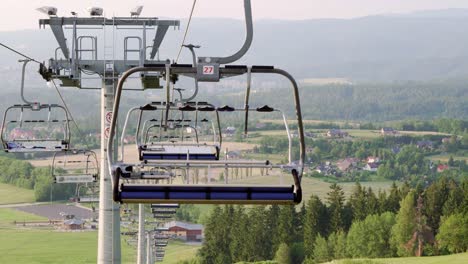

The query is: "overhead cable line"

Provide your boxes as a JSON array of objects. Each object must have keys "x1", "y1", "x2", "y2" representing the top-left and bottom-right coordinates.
[
  {"x1": 175, "y1": 0, "x2": 197, "y2": 63},
  {"x1": 50, "y1": 79, "x2": 83, "y2": 136},
  {"x1": 0, "y1": 42, "x2": 42, "y2": 64},
  {"x1": 0, "y1": 41, "x2": 90, "y2": 149}
]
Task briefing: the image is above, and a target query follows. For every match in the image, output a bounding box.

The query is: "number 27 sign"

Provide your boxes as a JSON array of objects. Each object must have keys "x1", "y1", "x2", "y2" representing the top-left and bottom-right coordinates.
[{"x1": 202, "y1": 65, "x2": 214, "y2": 75}]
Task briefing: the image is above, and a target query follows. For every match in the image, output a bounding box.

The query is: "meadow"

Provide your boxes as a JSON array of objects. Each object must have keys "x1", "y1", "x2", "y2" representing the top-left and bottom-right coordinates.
[
  {"x1": 329, "y1": 252, "x2": 468, "y2": 264},
  {"x1": 0, "y1": 182, "x2": 35, "y2": 205}
]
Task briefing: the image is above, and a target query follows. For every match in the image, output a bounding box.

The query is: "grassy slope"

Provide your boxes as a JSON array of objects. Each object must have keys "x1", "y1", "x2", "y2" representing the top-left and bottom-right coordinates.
[
  {"x1": 0, "y1": 208, "x2": 47, "y2": 227},
  {"x1": 0, "y1": 183, "x2": 35, "y2": 204},
  {"x1": 0, "y1": 229, "x2": 136, "y2": 264},
  {"x1": 161, "y1": 241, "x2": 202, "y2": 264},
  {"x1": 230, "y1": 176, "x2": 393, "y2": 201},
  {"x1": 331, "y1": 252, "x2": 468, "y2": 264},
  {"x1": 0, "y1": 208, "x2": 197, "y2": 263},
  {"x1": 0, "y1": 208, "x2": 134, "y2": 264}
]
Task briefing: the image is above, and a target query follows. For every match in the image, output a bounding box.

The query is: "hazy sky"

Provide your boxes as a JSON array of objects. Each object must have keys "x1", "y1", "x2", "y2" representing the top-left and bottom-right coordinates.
[{"x1": 2, "y1": 0, "x2": 468, "y2": 31}]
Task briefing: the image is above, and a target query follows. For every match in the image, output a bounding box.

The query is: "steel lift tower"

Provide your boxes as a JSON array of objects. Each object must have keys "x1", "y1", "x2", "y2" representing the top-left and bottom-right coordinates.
[{"x1": 38, "y1": 7, "x2": 179, "y2": 263}]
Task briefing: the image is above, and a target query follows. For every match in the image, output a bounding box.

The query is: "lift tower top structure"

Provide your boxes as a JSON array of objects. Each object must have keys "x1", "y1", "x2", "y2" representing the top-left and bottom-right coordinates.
[{"x1": 39, "y1": 8, "x2": 179, "y2": 264}]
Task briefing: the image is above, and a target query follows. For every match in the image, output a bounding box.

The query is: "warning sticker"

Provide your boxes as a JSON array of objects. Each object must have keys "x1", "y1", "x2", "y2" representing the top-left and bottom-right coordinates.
[
  {"x1": 104, "y1": 127, "x2": 111, "y2": 139},
  {"x1": 105, "y1": 111, "x2": 113, "y2": 125}
]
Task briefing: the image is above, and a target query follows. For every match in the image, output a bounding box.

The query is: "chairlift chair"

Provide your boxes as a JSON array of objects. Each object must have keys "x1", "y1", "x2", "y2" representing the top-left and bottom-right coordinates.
[
  {"x1": 151, "y1": 204, "x2": 180, "y2": 209},
  {"x1": 52, "y1": 149, "x2": 99, "y2": 183},
  {"x1": 109, "y1": 65, "x2": 305, "y2": 205},
  {"x1": 1, "y1": 104, "x2": 71, "y2": 152}
]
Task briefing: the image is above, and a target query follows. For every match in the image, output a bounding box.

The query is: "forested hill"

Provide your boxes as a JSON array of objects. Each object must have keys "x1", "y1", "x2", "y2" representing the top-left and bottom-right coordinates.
[
  {"x1": 3, "y1": 9, "x2": 468, "y2": 81},
  {"x1": 203, "y1": 80, "x2": 468, "y2": 121}
]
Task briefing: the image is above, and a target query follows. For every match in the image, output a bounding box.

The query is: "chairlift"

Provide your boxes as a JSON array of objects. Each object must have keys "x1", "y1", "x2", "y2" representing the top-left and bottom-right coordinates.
[
  {"x1": 152, "y1": 209, "x2": 177, "y2": 214},
  {"x1": 1, "y1": 104, "x2": 71, "y2": 152},
  {"x1": 151, "y1": 204, "x2": 180, "y2": 209},
  {"x1": 1, "y1": 60, "x2": 71, "y2": 153},
  {"x1": 52, "y1": 149, "x2": 99, "y2": 183},
  {"x1": 153, "y1": 214, "x2": 174, "y2": 219},
  {"x1": 108, "y1": 64, "x2": 305, "y2": 205}
]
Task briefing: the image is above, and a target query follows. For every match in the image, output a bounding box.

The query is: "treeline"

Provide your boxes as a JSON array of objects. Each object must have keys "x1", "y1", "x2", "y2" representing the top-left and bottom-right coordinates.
[
  {"x1": 186, "y1": 177, "x2": 467, "y2": 264},
  {"x1": 0, "y1": 155, "x2": 77, "y2": 201},
  {"x1": 227, "y1": 80, "x2": 468, "y2": 121}
]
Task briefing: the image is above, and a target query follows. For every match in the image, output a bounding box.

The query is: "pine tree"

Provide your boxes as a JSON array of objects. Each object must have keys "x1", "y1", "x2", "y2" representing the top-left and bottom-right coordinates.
[
  {"x1": 274, "y1": 243, "x2": 291, "y2": 264},
  {"x1": 424, "y1": 177, "x2": 450, "y2": 232},
  {"x1": 229, "y1": 206, "x2": 249, "y2": 262},
  {"x1": 278, "y1": 205, "x2": 296, "y2": 245},
  {"x1": 267, "y1": 204, "x2": 281, "y2": 256},
  {"x1": 303, "y1": 195, "x2": 328, "y2": 258},
  {"x1": 348, "y1": 182, "x2": 367, "y2": 221},
  {"x1": 377, "y1": 190, "x2": 388, "y2": 214},
  {"x1": 313, "y1": 234, "x2": 330, "y2": 263},
  {"x1": 442, "y1": 179, "x2": 463, "y2": 216},
  {"x1": 327, "y1": 183, "x2": 345, "y2": 233},
  {"x1": 461, "y1": 178, "x2": 468, "y2": 214},
  {"x1": 333, "y1": 230, "x2": 347, "y2": 259},
  {"x1": 198, "y1": 206, "x2": 223, "y2": 264},
  {"x1": 391, "y1": 191, "x2": 417, "y2": 257},
  {"x1": 247, "y1": 205, "x2": 271, "y2": 261},
  {"x1": 366, "y1": 187, "x2": 379, "y2": 216},
  {"x1": 386, "y1": 182, "x2": 401, "y2": 213}
]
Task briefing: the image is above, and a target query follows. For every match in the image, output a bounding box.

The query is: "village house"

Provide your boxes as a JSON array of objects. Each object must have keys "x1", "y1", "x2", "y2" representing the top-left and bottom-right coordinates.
[
  {"x1": 441, "y1": 137, "x2": 452, "y2": 144},
  {"x1": 437, "y1": 164, "x2": 449, "y2": 173},
  {"x1": 223, "y1": 126, "x2": 236, "y2": 137},
  {"x1": 255, "y1": 122, "x2": 266, "y2": 129},
  {"x1": 326, "y1": 129, "x2": 349, "y2": 138},
  {"x1": 305, "y1": 131, "x2": 315, "y2": 138},
  {"x1": 62, "y1": 218, "x2": 84, "y2": 230},
  {"x1": 363, "y1": 163, "x2": 380, "y2": 172},
  {"x1": 226, "y1": 150, "x2": 241, "y2": 159},
  {"x1": 381, "y1": 127, "x2": 398, "y2": 136},
  {"x1": 336, "y1": 158, "x2": 359, "y2": 172},
  {"x1": 164, "y1": 221, "x2": 203, "y2": 242},
  {"x1": 315, "y1": 163, "x2": 335, "y2": 175},
  {"x1": 416, "y1": 140, "x2": 434, "y2": 150},
  {"x1": 366, "y1": 156, "x2": 380, "y2": 163}
]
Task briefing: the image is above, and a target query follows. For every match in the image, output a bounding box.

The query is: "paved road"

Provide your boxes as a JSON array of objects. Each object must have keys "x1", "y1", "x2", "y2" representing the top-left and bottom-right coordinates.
[{"x1": 15, "y1": 204, "x2": 94, "y2": 220}]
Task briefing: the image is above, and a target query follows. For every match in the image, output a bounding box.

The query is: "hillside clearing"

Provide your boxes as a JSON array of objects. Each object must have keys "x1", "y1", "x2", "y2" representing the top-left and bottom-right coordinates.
[{"x1": 0, "y1": 183, "x2": 35, "y2": 205}]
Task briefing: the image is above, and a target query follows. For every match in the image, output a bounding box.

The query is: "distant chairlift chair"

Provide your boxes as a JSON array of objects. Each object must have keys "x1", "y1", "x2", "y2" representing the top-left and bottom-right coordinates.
[{"x1": 1, "y1": 103, "x2": 70, "y2": 152}]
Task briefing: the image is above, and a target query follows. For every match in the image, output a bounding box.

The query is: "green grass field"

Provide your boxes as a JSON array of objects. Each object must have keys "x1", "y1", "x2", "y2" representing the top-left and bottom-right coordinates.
[
  {"x1": 330, "y1": 252, "x2": 468, "y2": 264},
  {"x1": 160, "y1": 240, "x2": 201, "y2": 264},
  {"x1": 0, "y1": 183, "x2": 35, "y2": 205},
  {"x1": 0, "y1": 208, "x2": 199, "y2": 263},
  {"x1": 230, "y1": 175, "x2": 393, "y2": 202},
  {"x1": 0, "y1": 229, "x2": 136, "y2": 264},
  {"x1": 0, "y1": 208, "x2": 47, "y2": 228},
  {"x1": 426, "y1": 154, "x2": 468, "y2": 162}
]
